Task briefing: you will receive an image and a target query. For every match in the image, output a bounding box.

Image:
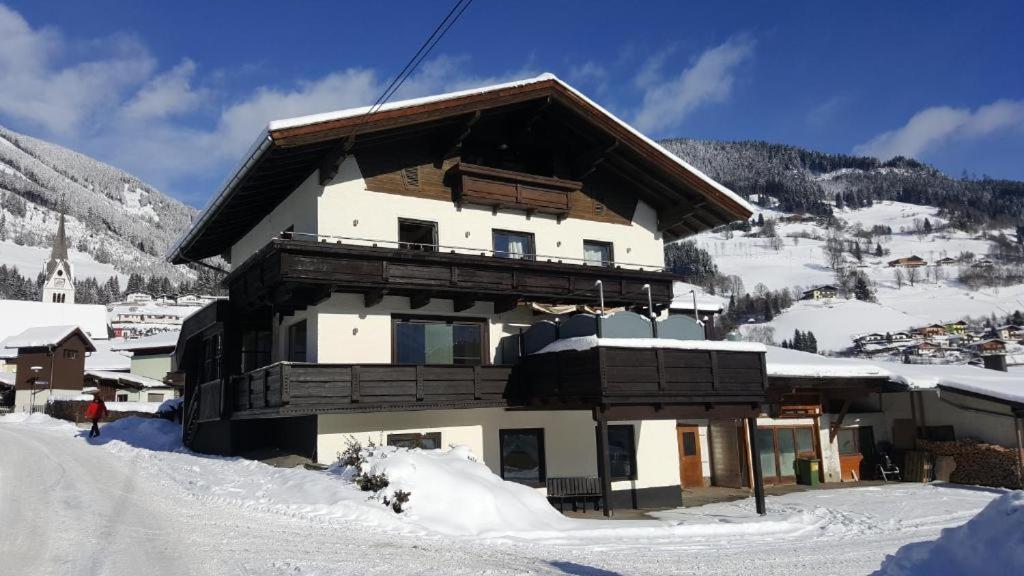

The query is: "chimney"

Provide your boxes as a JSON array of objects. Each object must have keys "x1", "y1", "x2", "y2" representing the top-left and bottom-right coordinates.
[{"x1": 982, "y1": 354, "x2": 1008, "y2": 372}]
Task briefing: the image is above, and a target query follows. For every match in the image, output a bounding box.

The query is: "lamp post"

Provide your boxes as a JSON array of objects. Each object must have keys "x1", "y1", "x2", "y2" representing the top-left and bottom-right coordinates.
[{"x1": 28, "y1": 365, "x2": 42, "y2": 414}]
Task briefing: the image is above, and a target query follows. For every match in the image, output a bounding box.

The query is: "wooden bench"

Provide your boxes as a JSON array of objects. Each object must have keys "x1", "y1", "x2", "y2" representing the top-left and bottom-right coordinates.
[{"x1": 546, "y1": 477, "x2": 602, "y2": 513}]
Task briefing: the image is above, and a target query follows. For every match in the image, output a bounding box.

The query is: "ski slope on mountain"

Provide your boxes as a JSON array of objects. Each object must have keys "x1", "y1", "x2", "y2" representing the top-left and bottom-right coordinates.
[
  {"x1": 0, "y1": 239, "x2": 124, "y2": 283},
  {"x1": 696, "y1": 201, "x2": 1020, "y2": 351}
]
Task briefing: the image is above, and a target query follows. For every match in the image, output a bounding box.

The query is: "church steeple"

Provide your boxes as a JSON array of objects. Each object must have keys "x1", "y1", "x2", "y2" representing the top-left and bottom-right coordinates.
[{"x1": 42, "y1": 210, "x2": 75, "y2": 304}]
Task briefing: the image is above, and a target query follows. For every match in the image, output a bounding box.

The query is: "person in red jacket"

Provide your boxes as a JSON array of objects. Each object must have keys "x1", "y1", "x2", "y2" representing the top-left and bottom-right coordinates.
[{"x1": 85, "y1": 392, "x2": 108, "y2": 438}]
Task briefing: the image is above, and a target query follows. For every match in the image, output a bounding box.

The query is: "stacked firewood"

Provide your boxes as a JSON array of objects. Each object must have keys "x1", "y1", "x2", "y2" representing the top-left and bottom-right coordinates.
[{"x1": 917, "y1": 439, "x2": 1023, "y2": 489}]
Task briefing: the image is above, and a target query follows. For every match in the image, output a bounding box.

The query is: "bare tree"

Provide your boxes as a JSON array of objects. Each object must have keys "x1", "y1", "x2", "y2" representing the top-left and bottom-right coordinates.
[
  {"x1": 894, "y1": 268, "x2": 904, "y2": 289},
  {"x1": 745, "y1": 325, "x2": 776, "y2": 346},
  {"x1": 906, "y1": 266, "x2": 921, "y2": 286},
  {"x1": 824, "y1": 232, "x2": 845, "y2": 270}
]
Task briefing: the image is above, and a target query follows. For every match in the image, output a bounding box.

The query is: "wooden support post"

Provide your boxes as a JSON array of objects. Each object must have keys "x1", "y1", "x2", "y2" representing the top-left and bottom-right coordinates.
[
  {"x1": 829, "y1": 398, "x2": 852, "y2": 443},
  {"x1": 595, "y1": 408, "x2": 613, "y2": 517},
  {"x1": 747, "y1": 416, "x2": 767, "y2": 516},
  {"x1": 1015, "y1": 415, "x2": 1024, "y2": 486}
]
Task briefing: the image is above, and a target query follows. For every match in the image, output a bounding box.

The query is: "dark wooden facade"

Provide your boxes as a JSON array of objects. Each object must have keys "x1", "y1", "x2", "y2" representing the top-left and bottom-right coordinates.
[
  {"x1": 230, "y1": 362, "x2": 513, "y2": 419},
  {"x1": 227, "y1": 238, "x2": 676, "y2": 316},
  {"x1": 520, "y1": 347, "x2": 769, "y2": 409},
  {"x1": 13, "y1": 331, "x2": 93, "y2": 392}
]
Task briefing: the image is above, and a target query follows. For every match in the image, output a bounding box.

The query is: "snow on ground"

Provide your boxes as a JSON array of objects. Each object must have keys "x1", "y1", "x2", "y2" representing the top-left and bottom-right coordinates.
[
  {"x1": 872, "y1": 491, "x2": 1024, "y2": 575},
  {"x1": 745, "y1": 298, "x2": 927, "y2": 352},
  {"x1": 0, "y1": 239, "x2": 124, "y2": 283},
  {"x1": 0, "y1": 413, "x2": 1013, "y2": 576}
]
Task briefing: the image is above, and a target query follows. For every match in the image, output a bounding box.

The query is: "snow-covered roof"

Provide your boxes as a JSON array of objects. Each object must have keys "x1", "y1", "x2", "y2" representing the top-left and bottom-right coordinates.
[
  {"x1": 881, "y1": 362, "x2": 1024, "y2": 405},
  {"x1": 764, "y1": 346, "x2": 890, "y2": 379},
  {"x1": 85, "y1": 370, "x2": 166, "y2": 389},
  {"x1": 108, "y1": 304, "x2": 199, "y2": 318},
  {"x1": 533, "y1": 336, "x2": 766, "y2": 355},
  {"x1": 0, "y1": 300, "x2": 108, "y2": 342},
  {"x1": 4, "y1": 325, "x2": 96, "y2": 351},
  {"x1": 670, "y1": 281, "x2": 727, "y2": 313},
  {"x1": 171, "y1": 73, "x2": 753, "y2": 263},
  {"x1": 84, "y1": 340, "x2": 131, "y2": 371},
  {"x1": 110, "y1": 330, "x2": 179, "y2": 352}
]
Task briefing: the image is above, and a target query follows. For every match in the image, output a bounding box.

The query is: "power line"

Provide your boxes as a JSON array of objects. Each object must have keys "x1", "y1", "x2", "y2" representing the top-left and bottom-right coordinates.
[{"x1": 351, "y1": 0, "x2": 475, "y2": 137}]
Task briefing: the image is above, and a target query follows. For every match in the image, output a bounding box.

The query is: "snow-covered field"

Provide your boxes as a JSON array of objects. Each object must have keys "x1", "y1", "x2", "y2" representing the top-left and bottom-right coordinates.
[
  {"x1": 0, "y1": 413, "x2": 1013, "y2": 576},
  {"x1": 697, "y1": 201, "x2": 1022, "y2": 351}
]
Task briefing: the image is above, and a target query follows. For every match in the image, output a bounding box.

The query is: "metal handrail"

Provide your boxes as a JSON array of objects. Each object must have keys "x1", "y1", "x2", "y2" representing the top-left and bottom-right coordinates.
[{"x1": 278, "y1": 230, "x2": 671, "y2": 272}]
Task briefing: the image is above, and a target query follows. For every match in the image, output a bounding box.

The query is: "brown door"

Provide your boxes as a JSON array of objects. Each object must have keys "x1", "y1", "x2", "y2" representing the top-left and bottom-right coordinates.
[{"x1": 677, "y1": 425, "x2": 704, "y2": 488}]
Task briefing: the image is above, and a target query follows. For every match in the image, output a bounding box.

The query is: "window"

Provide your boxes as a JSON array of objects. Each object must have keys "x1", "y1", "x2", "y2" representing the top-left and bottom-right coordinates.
[
  {"x1": 116, "y1": 393, "x2": 129, "y2": 402},
  {"x1": 147, "y1": 393, "x2": 164, "y2": 403},
  {"x1": 398, "y1": 218, "x2": 437, "y2": 252},
  {"x1": 287, "y1": 321, "x2": 307, "y2": 362},
  {"x1": 492, "y1": 229, "x2": 534, "y2": 260},
  {"x1": 62, "y1": 349, "x2": 78, "y2": 360},
  {"x1": 393, "y1": 316, "x2": 486, "y2": 365},
  {"x1": 583, "y1": 240, "x2": 614, "y2": 267},
  {"x1": 202, "y1": 333, "x2": 222, "y2": 382},
  {"x1": 500, "y1": 428, "x2": 545, "y2": 485},
  {"x1": 242, "y1": 329, "x2": 272, "y2": 372},
  {"x1": 607, "y1": 425, "x2": 637, "y2": 480},
  {"x1": 387, "y1": 432, "x2": 442, "y2": 450},
  {"x1": 837, "y1": 428, "x2": 859, "y2": 456}
]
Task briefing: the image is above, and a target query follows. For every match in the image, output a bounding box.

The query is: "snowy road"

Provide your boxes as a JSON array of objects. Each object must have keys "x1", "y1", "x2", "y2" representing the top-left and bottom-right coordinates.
[{"x1": 0, "y1": 416, "x2": 1004, "y2": 576}]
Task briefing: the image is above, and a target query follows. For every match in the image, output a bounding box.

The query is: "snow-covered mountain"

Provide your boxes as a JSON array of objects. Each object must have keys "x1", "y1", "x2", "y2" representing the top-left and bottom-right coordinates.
[
  {"x1": 0, "y1": 125, "x2": 197, "y2": 282},
  {"x1": 662, "y1": 139, "x2": 1024, "y2": 229},
  {"x1": 660, "y1": 139, "x2": 1024, "y2": 355}
]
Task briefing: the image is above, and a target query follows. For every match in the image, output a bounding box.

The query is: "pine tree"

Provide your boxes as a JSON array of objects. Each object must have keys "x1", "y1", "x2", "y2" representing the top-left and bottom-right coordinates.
[
  {"x1": 757, "y1": 213, "x2": 765, "y2": 227},
  {"x1": 806, "y1": 332, "x2": 818, "y2": 353},
  {"x1": 853, "y1": 243, "x2": 862, "y2": 262},
  {"x1": 793, "y1": 330, "x2": 804, "y2": 351},
  {"x1": 923, "y1": 218, "x2": 932, "y2": 234},
  {"x1": 875, "y1": 243, "x2": 883, "y2": 257},
  {"x1": 854, "y1": 275, "x2": 873, "y2": 301}
]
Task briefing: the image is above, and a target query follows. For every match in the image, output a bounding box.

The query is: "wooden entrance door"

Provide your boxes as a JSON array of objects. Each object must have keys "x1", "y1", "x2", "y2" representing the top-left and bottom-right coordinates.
[{"x1": 677, "y1": 425, "x2": 704, "y2": 488}]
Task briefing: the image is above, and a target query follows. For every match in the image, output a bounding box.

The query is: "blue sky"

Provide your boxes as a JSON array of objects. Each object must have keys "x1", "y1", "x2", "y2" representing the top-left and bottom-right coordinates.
[{"x1": 1, "y1": 1, "x2": 1022, "y2": 208}]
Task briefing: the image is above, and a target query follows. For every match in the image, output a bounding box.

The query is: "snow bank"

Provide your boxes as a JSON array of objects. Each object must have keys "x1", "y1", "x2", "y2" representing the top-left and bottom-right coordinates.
[
  {"x1": 533, "y1": 335, "x2": 766, "y2": 355},
  {"x1": 340, "y1": 444, "x2": 577, "y2": 536},
  {"x1": 94, "y1": 416, "x2": 183, "y2": 451},
  {"x1": 872, "y1": 491, "x2": 1024, "y2": 575}
]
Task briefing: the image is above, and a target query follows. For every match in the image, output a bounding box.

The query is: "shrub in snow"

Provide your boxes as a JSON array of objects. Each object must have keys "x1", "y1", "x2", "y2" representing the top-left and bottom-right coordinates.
[
  {"x1": 336, "y1": 436, "x2": 401, "y2": 512},
  {"x1": 872, "y1": 491, "x2": 1024, "y2": 575}
]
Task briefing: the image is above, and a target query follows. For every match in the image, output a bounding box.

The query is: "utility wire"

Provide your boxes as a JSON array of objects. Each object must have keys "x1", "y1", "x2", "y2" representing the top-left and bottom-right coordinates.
[{"x1": 347, "y1": 0, "x2": 475, "y2": 140}]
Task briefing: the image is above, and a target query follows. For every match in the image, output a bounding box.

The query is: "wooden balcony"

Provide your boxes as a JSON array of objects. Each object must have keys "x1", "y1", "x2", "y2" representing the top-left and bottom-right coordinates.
[
  {"x1": 449, "y1": 163, "x2": 577, "y2": 217},
  {"x1": 519, "y1": 345, "x2": 768, "y2": 413},
  {"x1": 229, "y1": 362, "x2": 515, "y2": 418},
  {"x1": 228, "y1": 238, "x2": 676, "y2": 315}
]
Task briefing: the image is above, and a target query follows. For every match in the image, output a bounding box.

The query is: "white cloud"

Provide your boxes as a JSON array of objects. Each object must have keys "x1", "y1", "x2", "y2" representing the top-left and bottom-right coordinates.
[
  {"x1": 632, "y1": 36, "x2": 754, "y2": 134},
  {"x1": 0, "y1": 4, "x2": 538, "y2": 204},
  {"x1": 0, "y1": 5, "x2": 155, "y2": 135},
  {"x1": 854, "y1": 100, "x2": 1024, "y2": 160},
  {"x1": 121, "y1": 59, "x2": 208, "y2": 121},
  {"x1": 568, "y1": 61, "x2": 609, "y2": 93}
]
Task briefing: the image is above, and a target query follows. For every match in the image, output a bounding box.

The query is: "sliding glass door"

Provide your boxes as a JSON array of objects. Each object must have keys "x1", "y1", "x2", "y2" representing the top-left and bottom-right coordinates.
[{"x1": 393, "y1": 317, "x2": 486, "y2": 365}]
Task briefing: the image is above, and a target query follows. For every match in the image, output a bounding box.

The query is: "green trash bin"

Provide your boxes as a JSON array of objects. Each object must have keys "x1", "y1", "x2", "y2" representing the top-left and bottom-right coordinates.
[{"x1": 796, "y1": 458, "x2": 821, "y2": 486}]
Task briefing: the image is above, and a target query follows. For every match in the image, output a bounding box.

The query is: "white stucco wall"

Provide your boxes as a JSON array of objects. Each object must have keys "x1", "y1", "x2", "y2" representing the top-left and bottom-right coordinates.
[
  {"x1": 316, "y1": 157, "x2": 666, "y2": 269},
  {"x1": 881, "y1": 390, "x2": 1019, "y2": 448},
  {"x1": 230, "y1": 170, "x2": 319, "y2": 265},
  {"x1": 317, "y1": 409, "x2": 681, "y2": 493}
]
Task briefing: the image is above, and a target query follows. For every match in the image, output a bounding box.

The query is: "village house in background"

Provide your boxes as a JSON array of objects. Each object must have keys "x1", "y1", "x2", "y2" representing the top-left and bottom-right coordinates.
[
  {"x1": 887, "y1": 255, "x2": 927, "y2": 268},
  {"x1": 801, "y1": 285, "x2": 838, "y2": 300},
  {"x1": 8, "y1": 325, "x2": 95, "y2": 413}
]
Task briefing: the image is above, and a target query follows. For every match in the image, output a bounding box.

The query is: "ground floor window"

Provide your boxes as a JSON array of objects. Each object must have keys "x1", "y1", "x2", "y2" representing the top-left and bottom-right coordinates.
[
  {"x1": 147, "y1": 393, "x2": 164, "y2": 403},
  {"x1": 393, "y1": 316, "x2": 486, "y2": 365},
  {"x1": 387, "y1": 432, "x2": 442, "y2": 450},
  {"x1": 116, "y1": 393, "x2": 128, "y2": 402},
  {"x1": 607, "y1": 425, "x2": 637, "y2": 480},
  {"x1": 499, "y1": 428, "x2": 545, "y2": 486},
  {"x1": 757, "y1": 426, "x2": 817, "y2": 483},
  {"x1": 837, "y1": 428, "x2": 859, "y2": 456}
]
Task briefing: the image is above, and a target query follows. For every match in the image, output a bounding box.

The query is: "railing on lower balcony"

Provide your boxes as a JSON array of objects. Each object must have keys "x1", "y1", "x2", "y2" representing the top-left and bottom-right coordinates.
[{"x1": 230, "y1": 362, "x2": 515, "y2": 418}]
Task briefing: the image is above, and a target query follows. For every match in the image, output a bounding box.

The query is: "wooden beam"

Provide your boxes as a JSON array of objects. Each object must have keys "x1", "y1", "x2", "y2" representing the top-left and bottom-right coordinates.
[
  {"x1": 747, "y1": 416, "x2": 767, "y2": 516},
  {"x1": 594, "y1": 408, "x2": 613, "y2": 517},
  {"x1": 574, "y1": 139, "x2": 620, "y2": 180},
  {"x1": 829, "y1": 398, "x2": 852, "y2": 442},
  {"x1": 453, "y1": 295, "x2": 475, "y2": 313},
  {"x1": 409, "y1": 294, "x2": 431, "y2": 310},
  {"x1": 318, "y1": 135, "x2": 356, "y2": 185},
  {"x1": 437, "y1": 111, "x2": 481, "y2": 165},
  {"x1": 658, "y1": 202, "x2": 707, "y2": 232},
  {"x1": 364, "y1": 289, "x2": 384, "y2": 308}
]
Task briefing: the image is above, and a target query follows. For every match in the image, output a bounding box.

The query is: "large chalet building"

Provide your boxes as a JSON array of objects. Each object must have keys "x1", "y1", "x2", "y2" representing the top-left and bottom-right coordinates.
[{"x1": 170, "y1": 74, "x2": 780, "y2": 513}]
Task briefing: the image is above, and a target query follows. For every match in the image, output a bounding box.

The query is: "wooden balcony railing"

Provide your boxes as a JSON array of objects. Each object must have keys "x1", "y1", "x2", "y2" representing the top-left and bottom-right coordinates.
[
  {"x1": 449, "y1": 163, "x2": 578, "y2": 216},
  {"x1": 230, "y1": 362, "x2": 515, "y2": 418}
]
